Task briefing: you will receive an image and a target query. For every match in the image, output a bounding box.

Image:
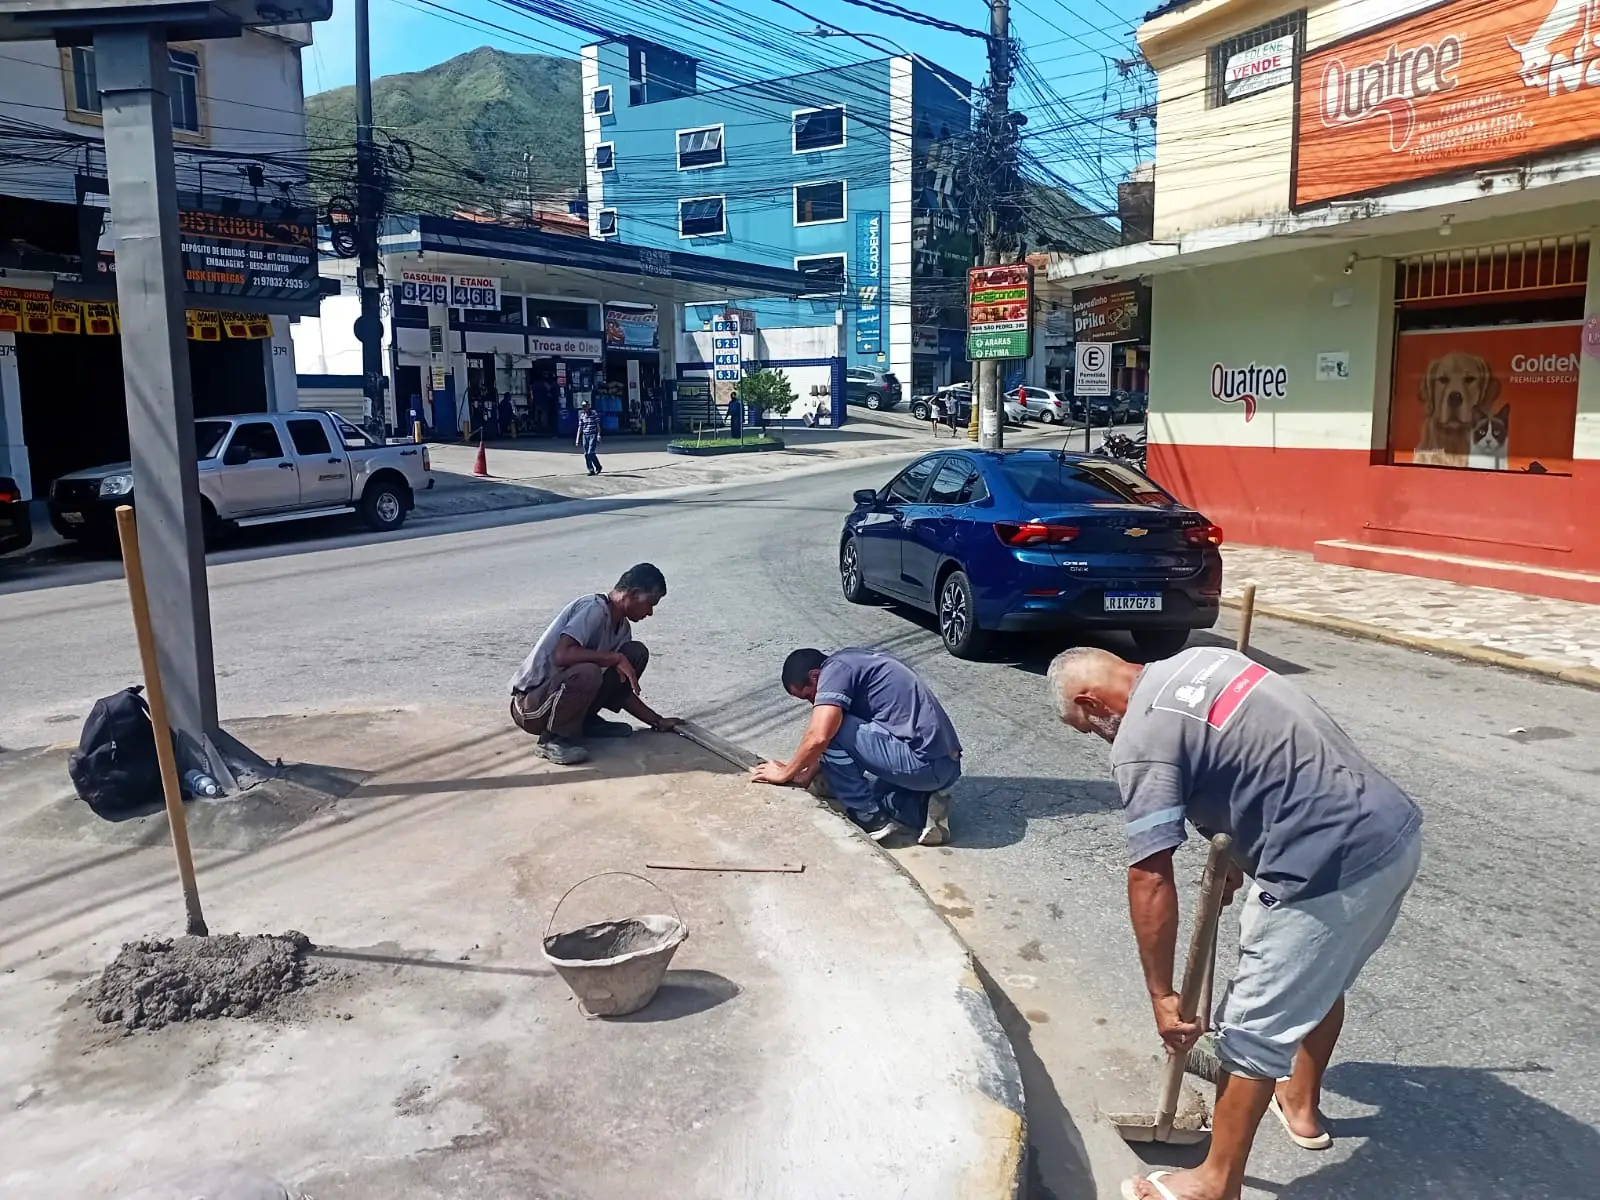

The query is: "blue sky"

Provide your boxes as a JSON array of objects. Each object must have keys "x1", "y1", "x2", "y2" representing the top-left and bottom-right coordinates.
[{"x1": 302, "y1": 0, "x2": 1154, "y2": 209}]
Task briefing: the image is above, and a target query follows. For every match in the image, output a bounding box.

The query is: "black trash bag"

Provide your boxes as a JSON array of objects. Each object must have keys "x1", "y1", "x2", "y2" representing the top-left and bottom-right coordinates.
[{"x1": 68, "y1": 686, "x2": 162, "y2": 817}]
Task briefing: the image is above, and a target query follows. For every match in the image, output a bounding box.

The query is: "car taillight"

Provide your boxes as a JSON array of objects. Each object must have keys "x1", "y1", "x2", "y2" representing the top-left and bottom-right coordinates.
[
  {"x1": 0, "y1": 487, "x2": 16, "y2": 504},
  {"x1": 1185, "y1": 523, "x2": 1224, "y2": 546},
  {"x1": 996, "y1": 521, "x2": 1079, "y2": 546},
  {"x1": 422, "y1": 446, "x2": 431, "y2": 471}
]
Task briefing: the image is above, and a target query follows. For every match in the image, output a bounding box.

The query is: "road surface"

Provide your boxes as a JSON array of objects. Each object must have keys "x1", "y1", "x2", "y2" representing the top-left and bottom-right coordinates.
[{"x1": 2, "y1": 459, "x2": 1595, "y2": 1199}]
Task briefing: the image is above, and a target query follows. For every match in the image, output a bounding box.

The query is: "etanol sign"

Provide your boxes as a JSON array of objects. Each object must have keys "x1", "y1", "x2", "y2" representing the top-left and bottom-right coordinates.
[{"x1": 1210, "y1": 361, "x2": 1287, "y2": 421}]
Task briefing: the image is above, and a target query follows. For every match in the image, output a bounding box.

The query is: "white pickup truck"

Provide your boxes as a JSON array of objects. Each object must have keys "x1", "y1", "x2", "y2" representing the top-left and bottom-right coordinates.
[{"x1": 49, "y1": 410, "x2": 433, "y2": 546}]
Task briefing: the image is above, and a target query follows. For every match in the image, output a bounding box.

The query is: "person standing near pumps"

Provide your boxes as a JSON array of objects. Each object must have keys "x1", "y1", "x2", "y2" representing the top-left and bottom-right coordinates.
[{"x1": 577, "y1": 400, "x2": 602, "y2": 476}]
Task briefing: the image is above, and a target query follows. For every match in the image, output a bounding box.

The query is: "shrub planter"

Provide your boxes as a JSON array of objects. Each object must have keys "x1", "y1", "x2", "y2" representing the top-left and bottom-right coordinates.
[{"x1": 667, "y1": 436, "x2": 785, "y2": 457}]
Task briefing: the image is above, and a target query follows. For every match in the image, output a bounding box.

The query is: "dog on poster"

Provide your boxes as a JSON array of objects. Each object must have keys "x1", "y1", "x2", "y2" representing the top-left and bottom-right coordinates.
[{"x1": 1414, "y1": 351, "x2": 1502, "y2": 468}]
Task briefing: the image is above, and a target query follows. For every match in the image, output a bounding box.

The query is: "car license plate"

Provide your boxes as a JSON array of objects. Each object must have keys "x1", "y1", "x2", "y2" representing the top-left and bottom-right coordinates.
[
  {"x1": 1105, "y1": 592, "x2": 1161, "y2": 612},
  {"x1": 61, "y1": 512, "x2": 85, "y2": 525}
]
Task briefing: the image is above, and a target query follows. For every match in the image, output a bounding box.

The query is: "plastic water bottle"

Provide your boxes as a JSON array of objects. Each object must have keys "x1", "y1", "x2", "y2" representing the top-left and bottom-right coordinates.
[{"x1": 183, "y1": 769, "x2": 222, "y2": 798}]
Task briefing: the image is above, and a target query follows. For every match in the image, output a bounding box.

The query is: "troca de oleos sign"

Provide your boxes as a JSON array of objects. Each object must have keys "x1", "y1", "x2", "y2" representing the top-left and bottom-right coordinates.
[
  {"x1": 1210, "y1": 361, "x2": 1288, "y2": 421},
  {"x1": 967, "y1": 263, "x2": 1033, "y2": 360}
]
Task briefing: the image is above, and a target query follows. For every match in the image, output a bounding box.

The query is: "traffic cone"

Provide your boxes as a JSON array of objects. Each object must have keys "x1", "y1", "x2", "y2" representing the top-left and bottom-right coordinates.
[{"x1": 473, "y1": 438, "x2": 488, "y2": 477}]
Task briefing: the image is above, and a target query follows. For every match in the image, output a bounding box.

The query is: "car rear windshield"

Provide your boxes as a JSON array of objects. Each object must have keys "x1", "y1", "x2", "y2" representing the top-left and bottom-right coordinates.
[
  {"x1": 998, "y1": 457, "x2": 1174, "y2": 507},
  {"x1": 195, "y1": 421, "x2": 231, "y2": 459}
]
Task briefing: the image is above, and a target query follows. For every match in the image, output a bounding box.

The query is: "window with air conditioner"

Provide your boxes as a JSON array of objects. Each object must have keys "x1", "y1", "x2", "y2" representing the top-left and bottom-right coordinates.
[
  {"x1": 793, "y1": 105, "x2": 845, "y2": 153},
  {"x1": 794, "y1": 180, "x2": 846, "y2": 225},
  {"x1": 677, "y1": 124, "x2": 724, "y2": 170},
  {"x1": 795, "y1": 254, "x2": 847, "y2": 295},
  {"x1": 679, "y1": 195, "x2": 726, "y2": 238}
]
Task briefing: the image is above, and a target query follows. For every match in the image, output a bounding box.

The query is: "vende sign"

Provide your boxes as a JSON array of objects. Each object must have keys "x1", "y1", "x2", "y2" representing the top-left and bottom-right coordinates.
[
  {"x1": 1210, "y1": 361, "x2": 1287, "y2": 421},
  {"x1": 1224, "y1": 34, "x2": 1296, "y2": 102},
  {"x1": 1295, "y1": 0, "x2": 1600, "y2": 206}
]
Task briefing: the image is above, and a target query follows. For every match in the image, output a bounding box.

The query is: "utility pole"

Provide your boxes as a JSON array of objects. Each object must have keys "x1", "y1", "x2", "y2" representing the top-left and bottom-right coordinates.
[
  {"x1": 972, "y1": 0, "x2": 1011, "y2": 449},
  {"x1": 354, "y1": 0, "x2": 385, "y2": 439},
  {"x1": 94, "y1": 27, "x2": 219, "y2": 767}
]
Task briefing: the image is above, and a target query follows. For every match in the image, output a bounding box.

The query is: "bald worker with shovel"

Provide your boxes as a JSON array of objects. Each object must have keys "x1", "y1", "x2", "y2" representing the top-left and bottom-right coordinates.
[{"x1": 1046, "y1": 645, "x2": 1423, "y2": 1200}]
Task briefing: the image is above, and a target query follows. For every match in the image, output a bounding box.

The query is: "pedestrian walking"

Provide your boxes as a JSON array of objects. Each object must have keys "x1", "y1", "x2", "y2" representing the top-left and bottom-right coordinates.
[
  {"x1": 508, "y1": 563, "x2": 683, "y2": 765},
  {"x1": 577, "y1": 400, "x2": 602, "y2": 475},
  {"x1": 753, "y1": 646, "x2": 958, "y2": 846},
  {"x1": 1044, "y1": 646, "x2": 1424, "y2": 1200},
  {"x1": 929, "y1": 393, "x2": 946, "y2": 437}
]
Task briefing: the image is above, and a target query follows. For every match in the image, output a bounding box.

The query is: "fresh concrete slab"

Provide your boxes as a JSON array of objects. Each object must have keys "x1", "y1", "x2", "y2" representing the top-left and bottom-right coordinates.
[{"x1": 0, "y1": 709, "x2": 1023, "y2": 1199}]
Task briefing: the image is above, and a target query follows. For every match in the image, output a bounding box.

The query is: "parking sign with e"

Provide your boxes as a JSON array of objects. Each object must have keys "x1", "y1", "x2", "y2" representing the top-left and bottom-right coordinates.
[{"x1": 1075, "y1": 342, "x2": 1111, "y2": 396}]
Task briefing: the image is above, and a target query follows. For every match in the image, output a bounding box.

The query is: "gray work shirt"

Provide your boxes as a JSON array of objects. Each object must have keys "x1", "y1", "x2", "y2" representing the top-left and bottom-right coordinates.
[
  {"x1": 509, "y1": 594, "x2": 631, "y2": 694},
  {"x1": 1111, "y1": 647, "x2": 1422, "y2": 903},
  {"x1": 815, "y1": 647, "x2": 962, "y2": 762}
]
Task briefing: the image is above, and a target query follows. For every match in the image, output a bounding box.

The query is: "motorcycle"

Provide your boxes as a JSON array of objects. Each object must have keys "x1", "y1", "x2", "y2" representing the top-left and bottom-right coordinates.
[{"x1": 1097, "y1": 430, "x2": 1147, "y2": 472}]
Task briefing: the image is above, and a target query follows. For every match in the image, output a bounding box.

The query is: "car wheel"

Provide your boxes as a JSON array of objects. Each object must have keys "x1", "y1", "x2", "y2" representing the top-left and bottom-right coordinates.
[
  {"x1": 938, "y1": 569, "x2": 990, "y2": 659},
  {"x1": 911, "y1": 401, "x2": 929, "y2": 421},
  {"x1": 200, "y1": 499, "x2": 226, "y2": 550},
  {"x1": 840, "y1": 536, "x2": 875, "y2": 604},
  {"x1": 1132, "y1": 628, "x2": 1190, "y2": 659},
  {"x1": 865, "y1": 391, "x2": 883, "y2": 410},
  {"x1": 1038, "y1": 409, "x2": 1058, "y2": 424},
  {"x1": 361, "y1": 479, "x2": 408, "y2": 532}
]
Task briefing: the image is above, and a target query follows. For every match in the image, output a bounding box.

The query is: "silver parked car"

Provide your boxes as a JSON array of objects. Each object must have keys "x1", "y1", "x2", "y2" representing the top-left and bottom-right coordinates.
[{"x1": 49, "y1": 410, "x2": 433, "y2": 547}]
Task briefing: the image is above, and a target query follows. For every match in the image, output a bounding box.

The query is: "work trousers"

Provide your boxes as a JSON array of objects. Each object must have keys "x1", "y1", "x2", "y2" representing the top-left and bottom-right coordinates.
[
  {"x1": 818, "y1": 715, "x2": 961, "y2": 827},
  {"x1": 511, "y1": 641, "x2": 647, "y2": 739}
]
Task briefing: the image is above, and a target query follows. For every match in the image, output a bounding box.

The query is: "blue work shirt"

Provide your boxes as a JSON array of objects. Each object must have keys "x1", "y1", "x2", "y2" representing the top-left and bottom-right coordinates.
[{"x1": 814, "y1": 647, "x2": 962, "y2": 762}]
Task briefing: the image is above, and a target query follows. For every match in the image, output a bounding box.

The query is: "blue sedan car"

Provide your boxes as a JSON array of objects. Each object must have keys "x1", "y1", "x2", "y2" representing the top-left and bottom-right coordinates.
[{"x1": 839, "y1": 448, "x2": 1223, "y2": 658}]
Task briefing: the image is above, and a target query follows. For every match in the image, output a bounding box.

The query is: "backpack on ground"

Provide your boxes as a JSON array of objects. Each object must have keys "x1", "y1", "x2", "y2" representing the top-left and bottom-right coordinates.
[{"x1": 68, "y1": 686, "x2": 162, "y2": 817}]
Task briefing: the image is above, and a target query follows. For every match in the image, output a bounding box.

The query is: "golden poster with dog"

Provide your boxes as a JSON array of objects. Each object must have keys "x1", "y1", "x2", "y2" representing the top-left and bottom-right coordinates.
[{"x1": 1390, "y1": 324, "x2": 1579, "y2": 474}]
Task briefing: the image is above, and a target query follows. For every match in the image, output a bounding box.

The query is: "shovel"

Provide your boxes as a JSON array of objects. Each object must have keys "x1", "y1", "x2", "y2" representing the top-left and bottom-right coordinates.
[{"x1": 1108, "y1": 832, "x2": 1232, "y2": 1145}]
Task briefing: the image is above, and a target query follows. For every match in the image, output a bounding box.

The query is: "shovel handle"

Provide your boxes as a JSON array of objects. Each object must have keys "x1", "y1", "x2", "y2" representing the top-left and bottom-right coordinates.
[{"x1": 1155, "y1": 833, "x2": 1232, "y2": 1139}]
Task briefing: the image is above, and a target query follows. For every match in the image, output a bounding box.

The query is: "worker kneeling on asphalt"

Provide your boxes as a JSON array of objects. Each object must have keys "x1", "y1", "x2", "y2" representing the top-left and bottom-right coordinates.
[
  {"x1": 753, "y1": 646, "x2": 959, "y2": 846},
  {"x1": 508, "y1": 563, "x2": 683, "y2": 765},
  {"x1": 1046, "y1": 645, "x2": 1423, "y2": 1200}
]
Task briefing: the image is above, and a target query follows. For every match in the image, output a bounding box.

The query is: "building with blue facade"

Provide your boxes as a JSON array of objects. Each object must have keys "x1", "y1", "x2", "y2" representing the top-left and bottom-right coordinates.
[{"x1": 580, "y1": 37, "x2": 974, "y2": 397}]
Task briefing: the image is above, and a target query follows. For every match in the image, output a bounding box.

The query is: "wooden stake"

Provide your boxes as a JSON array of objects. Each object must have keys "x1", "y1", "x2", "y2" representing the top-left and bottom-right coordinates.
[
  {"x1": 116, "y1": 505, "x2": 208, "y2": 937},
  {"x1": 1236, "y1": 581, "x2": 1258, "y2": 655}
]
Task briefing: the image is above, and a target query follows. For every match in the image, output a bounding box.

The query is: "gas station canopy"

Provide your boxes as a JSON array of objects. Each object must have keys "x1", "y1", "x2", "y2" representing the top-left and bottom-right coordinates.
[{"x1": 377, "y1": 214, "x2": 820, "y2": 308}]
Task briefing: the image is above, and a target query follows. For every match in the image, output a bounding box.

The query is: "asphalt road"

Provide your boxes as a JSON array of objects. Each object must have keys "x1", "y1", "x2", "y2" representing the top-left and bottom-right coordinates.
[{"x1": 2, "y1": 460, "x2": 1596, "y2": 1200}]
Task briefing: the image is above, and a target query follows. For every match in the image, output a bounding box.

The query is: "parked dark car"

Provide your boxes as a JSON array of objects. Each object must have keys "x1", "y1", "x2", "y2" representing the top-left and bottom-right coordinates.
[
  {"x1": 1068, "y1": 392, "x2": 1130, "y2": 426},
  {"x1": 839, "y1": 448, "x2": 1222, "y2": 658},
  {"x1": 845, "y1": 367, "x2": 903, "y2": 410},
  {"x1": 1119, "y1": 389, "x2": 1149, "y2": 420},
  {"x1": 0, "y1": 476, "x2": 31, "y2": 556}
]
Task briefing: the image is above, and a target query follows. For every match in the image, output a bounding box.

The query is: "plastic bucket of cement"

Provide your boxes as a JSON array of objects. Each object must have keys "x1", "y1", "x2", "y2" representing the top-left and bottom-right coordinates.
[{"x1": 542, "y1": 871, "x2": 688, "y2": 1017}]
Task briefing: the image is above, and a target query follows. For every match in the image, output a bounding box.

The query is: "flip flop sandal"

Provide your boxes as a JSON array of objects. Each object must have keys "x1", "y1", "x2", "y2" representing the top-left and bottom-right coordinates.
[
  {"x1": 1120, "y1": 1171, "x2": 1181, "y2": 1200},
  {"x1": 1269, "y1": 1095, "x2": 1333, "y2": 1150}
]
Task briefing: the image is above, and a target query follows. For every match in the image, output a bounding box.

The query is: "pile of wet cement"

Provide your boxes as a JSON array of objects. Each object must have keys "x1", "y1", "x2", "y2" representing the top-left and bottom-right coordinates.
[{"x1": 91, "y1": 931, "x2": 318, "y2": 1033}]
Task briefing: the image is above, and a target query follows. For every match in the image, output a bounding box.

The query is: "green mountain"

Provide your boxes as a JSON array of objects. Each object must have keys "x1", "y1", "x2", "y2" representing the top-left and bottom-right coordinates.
[{"x1": 305, "y1": 47, "x2": 583, "y2": 216}]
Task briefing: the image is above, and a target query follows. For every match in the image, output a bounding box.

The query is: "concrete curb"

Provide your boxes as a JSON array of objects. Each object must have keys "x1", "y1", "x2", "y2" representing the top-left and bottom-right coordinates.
[
  {"x1": 1223, "y1": 596, "x2": 1600, "y2": 690},
  {"x1": 675, "y1": 721, "x2": 1027, "y2": 1200}
]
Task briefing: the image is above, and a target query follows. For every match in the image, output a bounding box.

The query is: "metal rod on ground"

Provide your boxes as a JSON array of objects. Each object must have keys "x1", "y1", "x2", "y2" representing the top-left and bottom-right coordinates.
[
  {"x1": 1237, "y1": 582, "x2": 1258, "y2": 654},
  {"x1": 116, "y1": 505, "x2": 208, "y2": 937}
]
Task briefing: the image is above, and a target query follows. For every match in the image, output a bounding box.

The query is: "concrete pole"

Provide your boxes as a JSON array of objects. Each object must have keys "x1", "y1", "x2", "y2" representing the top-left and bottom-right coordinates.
[
  {"x1": 354, "y1": 0, "x2": 386, "y2": 439},
  {"x1": 975, "y1": 0, "x2": 1010, "y2": 450},
  {"x1": 94, "y1": 27, "x2": 219, "y2": 760}
]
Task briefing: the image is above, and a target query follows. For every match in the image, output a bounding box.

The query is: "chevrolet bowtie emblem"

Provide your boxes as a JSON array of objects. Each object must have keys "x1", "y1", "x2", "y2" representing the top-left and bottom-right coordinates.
[{"x1": 1125, "y1": 527, "x2": 1149, "y2": 537}]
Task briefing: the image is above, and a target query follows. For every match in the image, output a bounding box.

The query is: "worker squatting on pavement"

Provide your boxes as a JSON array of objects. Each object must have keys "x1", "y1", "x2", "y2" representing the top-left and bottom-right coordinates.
[
  {"x1": 508, "y1": 563, "x2": 684, "y2": 765},
  {"x1": 753, "y1": 646, "x2": 959, "y2": 847},
  {"x1": 1046, "y1": 645, "x2": 1424, "y2": 1200}
]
